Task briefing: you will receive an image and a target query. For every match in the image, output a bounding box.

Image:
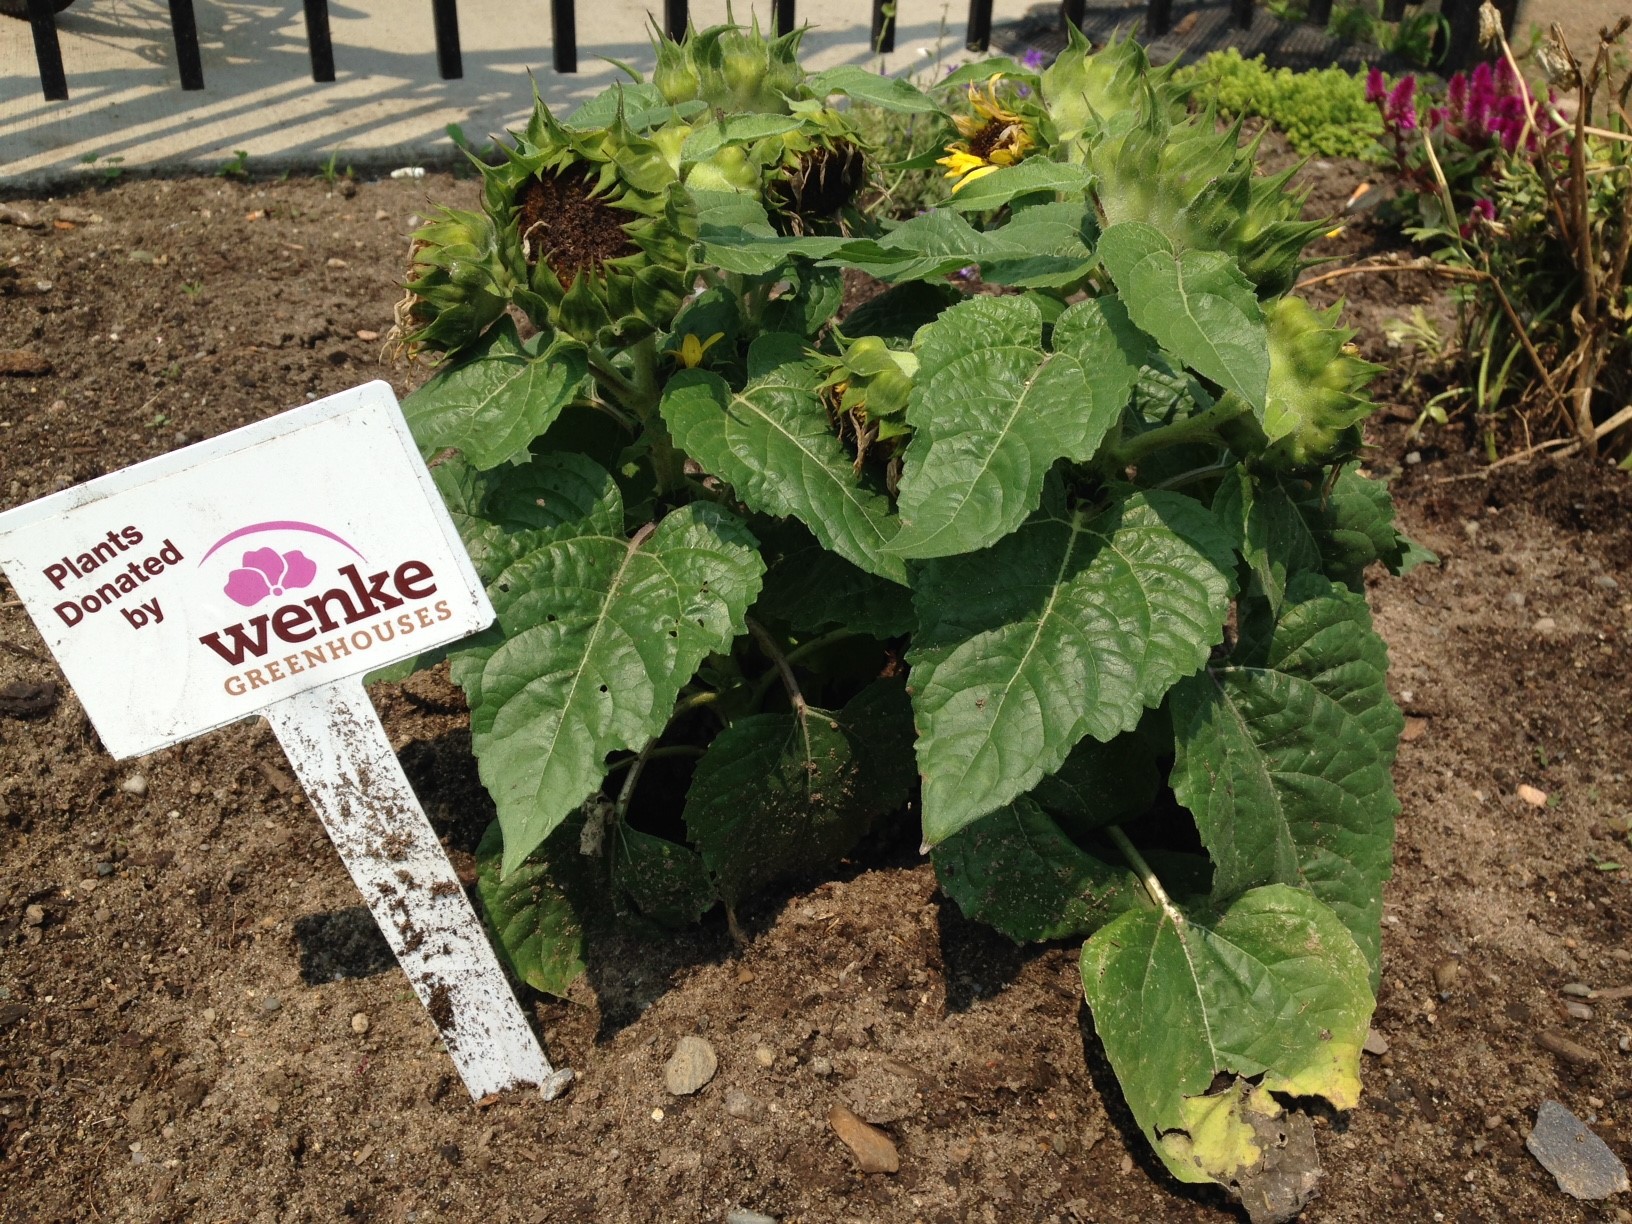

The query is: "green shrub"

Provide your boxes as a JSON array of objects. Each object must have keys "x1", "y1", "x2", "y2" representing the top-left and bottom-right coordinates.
[
  {"x1": 1179, "y1": 49, "x2": 1384, "y2": 158},
  {"x1": 398, "y1": 23, "x2": 1423, "y2": 1213}
]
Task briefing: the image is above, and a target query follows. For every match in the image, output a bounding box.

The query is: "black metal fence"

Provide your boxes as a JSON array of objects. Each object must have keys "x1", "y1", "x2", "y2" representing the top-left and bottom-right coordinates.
[{"x1": 17, "y1": 0, "x2": 1511, "y2": 103}]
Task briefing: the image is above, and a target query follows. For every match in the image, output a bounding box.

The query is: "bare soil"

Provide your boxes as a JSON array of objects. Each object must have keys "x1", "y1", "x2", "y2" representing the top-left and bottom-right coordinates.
[{"x1": 3, "y1": 157, "x2": 1632, "y2": 1224}]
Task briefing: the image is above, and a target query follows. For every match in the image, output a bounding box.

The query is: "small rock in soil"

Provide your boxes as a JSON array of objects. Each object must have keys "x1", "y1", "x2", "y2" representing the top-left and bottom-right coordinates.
[
  {"x1": 1562, "y1": 982, "x2": 1594, "y2": 997},
  {"x1": 1538, "y1": 1029, "x2": 1598, "y2": 1066},
  {"x1": 53, "y1": 206, "x2": 102, "y2": 224},
  {"x1": 1363, "y1": 1029, "x2": 1390, "y2": 1056},
  {"x1": 1527, "y1": 1099, "x2": 1630, "y2": 1199},
  {"x1": 0, "y1": 350, "x2": 52, "y2": 377},
  {"x1": 724, "y1": 1088, "x2": 760, "y2": 1120},
  {"x1": 0, "y1": 680, "x2": 57, "y2": 718},
  {"x1": 664, "y1": 1035, "x2": 718, "y2": 1096},
  {"x1": 827, "y1": 1103, "x2": 899, "y2": 1174},
  {"x1": 1433, "y1": 958, "x2": 1462, "y2": 996},
  {"x1": 258, "y1": 995, "x2": 281, "y2": 1016},
  {"x1": 1595, "y1": 575, "x2": 1620, "y2": 590},
  {"x1": 1534, "y1": 617, "x2": 1558, "y2": 634},
  {"x1": 0, "y1": 204, "x2": 42, "y2": 228},
  {"x1": 351, "y1": 1012, "x2": 370, "y2": 1034},
  {"x1": 1518, "y1": 784, "x2": 1549, "y2": 808},
  {"x1": 0, "y1": 1003, "x2": 27, "y2": 1029},
  {"x1": 1504, "y1": 591, "x2": 1528, "y2": 610},
  {"x1": 23, "y1": 904, "x2": 44, "y2": 927},
  {"x1": 1566, "y1": 1002, "x2": 1594, "y2": 1021},
  {"x1": 809, "y1": 1056, "x2": 833, "y2": 1077},
  {"x1": 726, "y1": 1211, "x2": 777, "y2": 1224},
  {"x1": 121, "y1": 773, "x2": 148, "y2": 797},
  {"x1": 754, "y1": 1045, "x2": 775, "y2": 1068}
]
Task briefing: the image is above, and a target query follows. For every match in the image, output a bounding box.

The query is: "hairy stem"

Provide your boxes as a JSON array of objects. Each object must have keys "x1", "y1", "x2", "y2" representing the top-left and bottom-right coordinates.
[
  {"x1": 605, "y1": 744, "x2": 706, "y2": 777},
  {"x1": 1108, "y1": 393, "x2": 1250, "y2": 468},
  {"x1": 1105, "y1": 825, "x2": 1185, "y2": 927},
  {"x1": 747, "y1": 617, "x2": 807, "y2": 716}
]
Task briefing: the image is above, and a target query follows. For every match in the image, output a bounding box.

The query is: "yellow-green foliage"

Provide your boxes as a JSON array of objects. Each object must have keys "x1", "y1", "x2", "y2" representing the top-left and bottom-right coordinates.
[{"x1": 1177, "y1": 50, "x2": 1383, "y2": 159}]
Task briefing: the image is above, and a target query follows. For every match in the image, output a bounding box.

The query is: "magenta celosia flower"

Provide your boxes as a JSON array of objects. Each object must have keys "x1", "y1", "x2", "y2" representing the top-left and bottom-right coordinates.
[
  {"x1": 224, "y1": 547, "x2": 318, "y2": 606},
  {"x1": 1447, "y1": 72, "x2": 1469, "y2": 120},
  {"x1": 1366, "y1": 66, "x2": 1387, "y2": 105},
  {"x1": 1387, "y1": 76, "x2": 1418, "y2": 132}
]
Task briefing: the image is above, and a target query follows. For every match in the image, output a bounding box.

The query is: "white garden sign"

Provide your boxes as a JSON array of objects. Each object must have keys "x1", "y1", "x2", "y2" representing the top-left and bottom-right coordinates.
[{"x1": 0, "y1": 380, "x2": 571, "y2": 1100}]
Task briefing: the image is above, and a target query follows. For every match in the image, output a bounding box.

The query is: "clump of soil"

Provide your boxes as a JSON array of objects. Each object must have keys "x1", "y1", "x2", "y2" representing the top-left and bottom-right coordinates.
[{"x1": 2, "y1": 162, "x2": 1630, "y2": 1224}]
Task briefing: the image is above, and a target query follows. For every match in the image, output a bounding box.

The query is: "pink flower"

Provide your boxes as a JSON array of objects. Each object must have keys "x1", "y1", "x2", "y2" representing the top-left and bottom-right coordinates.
[
  {"x1": 1460, "y1": 198, "x2": 1497, "y2": 238},
  {"x1": 1447, "y1": 72, "x2": 1469, "y2": 120},
  {"x1": 1387, "y1": 77, "x2": 1417, "y2": 132},
  {"x1": 1366, "y1": 66, "x2": 1387, "y2": 105},
  {"x1": 224, "y1": 547, "x2": 318, "y2": 606}
]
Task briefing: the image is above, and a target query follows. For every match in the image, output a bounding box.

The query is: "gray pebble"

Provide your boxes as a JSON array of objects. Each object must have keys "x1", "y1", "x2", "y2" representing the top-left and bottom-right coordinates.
[
  {"x1": 726, "y1": 1211, "x2": 778, "y2": 1224},
  {"x1": 1534, "y1": 616, "x2": 1558, "y2": 634},
  {"x1": 664, "y1": 1035, "x2": 718, "y2": 1096},
  {"x1": 724, "y1": 1088, "x2": 759, "y2": 1120},
  {"x1": 1562, "y1": 983, "x2": 1594, "y2": 998},
  {"x1": 95, "y1": 861, "x2": 115, "y2": 877},
  {"x1": 1504, "y1": 591, "x2": 1527, "y2": 610},
  {"x1": 121, "y1": 774, "x2": 148, "y2": 797},
  {"x1": 1363, "y1": 1028, "x2": 1390, "y2": 1056},
  {"x1": 809, "y1": 1056, "x2": 833, "y2": 1077},
  {"x1": 1527, "y1": 1099, "x2": 1630, "y2": 1199},
  {"x1": 258, "y1": 995, "x2": 282, "y2": 1016},
  {"x1": 1566, "y1": 1002, "x2": 1594, "y2": 1021},
  {"x1": 1405, "y1": 451, "x2": 1422, "y2": 466},
  {"x1": 1595, "y1": 575, "x2": 1620, "y2": 591}
]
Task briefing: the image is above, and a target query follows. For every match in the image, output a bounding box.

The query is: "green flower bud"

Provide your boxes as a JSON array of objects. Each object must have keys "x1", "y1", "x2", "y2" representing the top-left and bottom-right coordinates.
[{"x1": 1256, "y1": 296, "x2": 1380, "y2": 471}]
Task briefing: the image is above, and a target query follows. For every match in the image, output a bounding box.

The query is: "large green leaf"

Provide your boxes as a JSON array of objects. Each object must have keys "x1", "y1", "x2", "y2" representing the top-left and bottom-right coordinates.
[
  {"x1": 944, "y1": 160, "x2": 1094, "y2": 212},
  {"x1": 806, "y1": 65, "x2": 944, "y2": 113},
  {"x1": 910, "y1": 485, "x2": 1236, "y2": 845},
  {"x1": 1080, "y1": 884, "x2": 1373, "y2": 1191},
  {"x1": 1028, "y1": 728, "x2": 1163, "y2": 840},
  {"x1": 755, "y1": 525, "x2": 915, "y2": 638},
  {"x1": 1169, "y1": 576, "x2": 1401, "y2": 977},
  {"x1": 609, "y1": 824, "x2": 716, "y2": 927},
  {"x1": 1097, "y1": 221, "x2": 1267, "y2": 410},
  {"x1": 470, "y1": 499, "x2": 764, "y2": 871},
  {"x1": 1211, "y1": 469, "x2": 1323, "y2": 616},
  {"x1": 1296, "y1": 468, "x2": 1411, "y2": 589},
  {"x1": 402, "y1": 320, "x2": 588, "y2": 470},
  {"x1": 475, "y1": 818, "x2": 589, "y2": 998},
  {"x1": 888, "y1": 297, "x2": 1120, "y2": 559},
  {"x1": 1049, "y1": 296, "x2": 1154, "y2": 412},
  {"x1": 660, "y1": 368, "x2": 906, "y2": 583},
  {"x1": 932, "y1": 797, "x2": 1144, "y2": 942},
  {"x1": 683, "y1": 679, "x2": 915, "y2": 906}
]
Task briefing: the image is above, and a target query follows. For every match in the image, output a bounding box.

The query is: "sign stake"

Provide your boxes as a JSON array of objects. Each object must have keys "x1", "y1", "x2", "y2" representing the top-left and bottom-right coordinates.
[
  {"x1": 0, "y1": 382, "x2": 572, "y2": 1104},
  {"x1": 266, "y1": 677, "x2": 572, "y2": 1100}
]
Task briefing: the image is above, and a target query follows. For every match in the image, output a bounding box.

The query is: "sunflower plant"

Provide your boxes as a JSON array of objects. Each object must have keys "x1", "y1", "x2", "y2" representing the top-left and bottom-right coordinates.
[{"x1": 396, "y1": 22, "x2": 1426, "y2": 1219}]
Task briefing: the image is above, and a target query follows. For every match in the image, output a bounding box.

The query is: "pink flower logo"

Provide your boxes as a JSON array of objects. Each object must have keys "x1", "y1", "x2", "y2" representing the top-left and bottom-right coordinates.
[{"x1": 224, "y1": 547, "x2": 318, "y2": 607}]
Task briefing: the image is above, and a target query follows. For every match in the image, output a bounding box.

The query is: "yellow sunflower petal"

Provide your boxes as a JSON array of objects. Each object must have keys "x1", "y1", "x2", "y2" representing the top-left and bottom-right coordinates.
[{"x1": 949, "y1": 163, "x2": 1002, "y2": 193}]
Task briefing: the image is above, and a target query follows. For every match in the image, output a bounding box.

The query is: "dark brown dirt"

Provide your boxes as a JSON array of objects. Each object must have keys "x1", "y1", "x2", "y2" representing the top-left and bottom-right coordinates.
[{"x1": 3, "y1": 161, "x2": 1632, "y2": 1224}]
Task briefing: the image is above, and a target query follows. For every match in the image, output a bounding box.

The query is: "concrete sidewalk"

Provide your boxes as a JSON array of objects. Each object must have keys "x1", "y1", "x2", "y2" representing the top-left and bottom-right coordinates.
[{"x1": 1, "y1": 0, "x2": 1050, "y2": 187}]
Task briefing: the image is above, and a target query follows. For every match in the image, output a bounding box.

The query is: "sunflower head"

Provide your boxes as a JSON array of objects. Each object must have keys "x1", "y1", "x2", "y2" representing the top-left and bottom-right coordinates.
[
  {"x1": 394, "y1": 206, "x2": 515, "y2": 358},
  {"x1": 1042, "y1": 27, "x2": 1185, "y2": 146},
  {"x1": 653, "y1": 18, "x2": 806, "y2": 115},
  {"x1": 937, "y1": 74, "x2": 1038, "y2": 192},
  {"x1": 470, "y1": 98, "x2": 693, "y2": 345},
  {"x1": 1245, "y1": 296, "x2": 1380, "y2": 471}
]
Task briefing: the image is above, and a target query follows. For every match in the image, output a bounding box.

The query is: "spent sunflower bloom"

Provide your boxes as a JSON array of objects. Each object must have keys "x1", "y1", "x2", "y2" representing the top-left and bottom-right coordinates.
[{"x1": 937, "y1": 74, "x2": 1036, "y2": 192}]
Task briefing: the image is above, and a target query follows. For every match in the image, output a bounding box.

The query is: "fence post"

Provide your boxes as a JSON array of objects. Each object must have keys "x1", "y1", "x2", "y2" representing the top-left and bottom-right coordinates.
[
  {"x1": 167, "y1": 0, "x2": 205, "y2": 90},
  {"x1": 1146, "y1": 0, "x2": 1173, "y2": 37},
  {"x1": 1231, "y1": 0, "x2": 1253, "y2": 29},
  {"x1": 871, "y1": 0, "x2": 895, "y2": 52},
  {"x1": 1062, "y1": 0, "x2": 1085, "y2": 33},
  {"x1": 302, "y1": 0, "x2": 336, "y2": 82},
  {"x1": 1307, "y1": 0, "x2": 1334, "y2": 24},
  {"x1": 665, "y1": 0, "x2": 687, "y2": 42},
  {"x1": 1380, "y1": 0, "x2": 1406, "y2": 20},
  {"x1": 432, "y1": 0, "x2": 462, "y2": 79},
  {"x1": 773, "y1": 0, "x2": 795, "y2": 36},
  {"x1": 23, "y1": 0, "x2": 68, "y2": 101},
  {"x1": 552, "y1": 0, "x2": 577, "y2": 72},
  {"x1": 1441, "y1": 0, "x2": 1483, "y2": 70},
  {"x1": 966, "y1": 0, "x2": 993, "y2": 50}
]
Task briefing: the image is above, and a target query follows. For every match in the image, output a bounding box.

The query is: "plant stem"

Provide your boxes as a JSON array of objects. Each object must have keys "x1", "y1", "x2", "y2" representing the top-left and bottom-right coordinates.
[
  {"x1": 1105, "y1": 824, "x2": 1185, "y2": 927},
  {"x1": 587, "y1": 346, "x2": 643, "y2": 409},
  {"x1": 745, "y1": 628, "x2": 865, "y2": 710},
  {"x1": 747, "y1": 617, "x2": 807, "y2": 716},
  {"x1": 605, "y1": 744, "x2": 706, "y2": 776},
  {"x1": 1108, "y1": 394, "x2": 1249, "y2": 468},
  {"x1": 614, "y1": 737, "x2": 658, "y2": 823}
]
